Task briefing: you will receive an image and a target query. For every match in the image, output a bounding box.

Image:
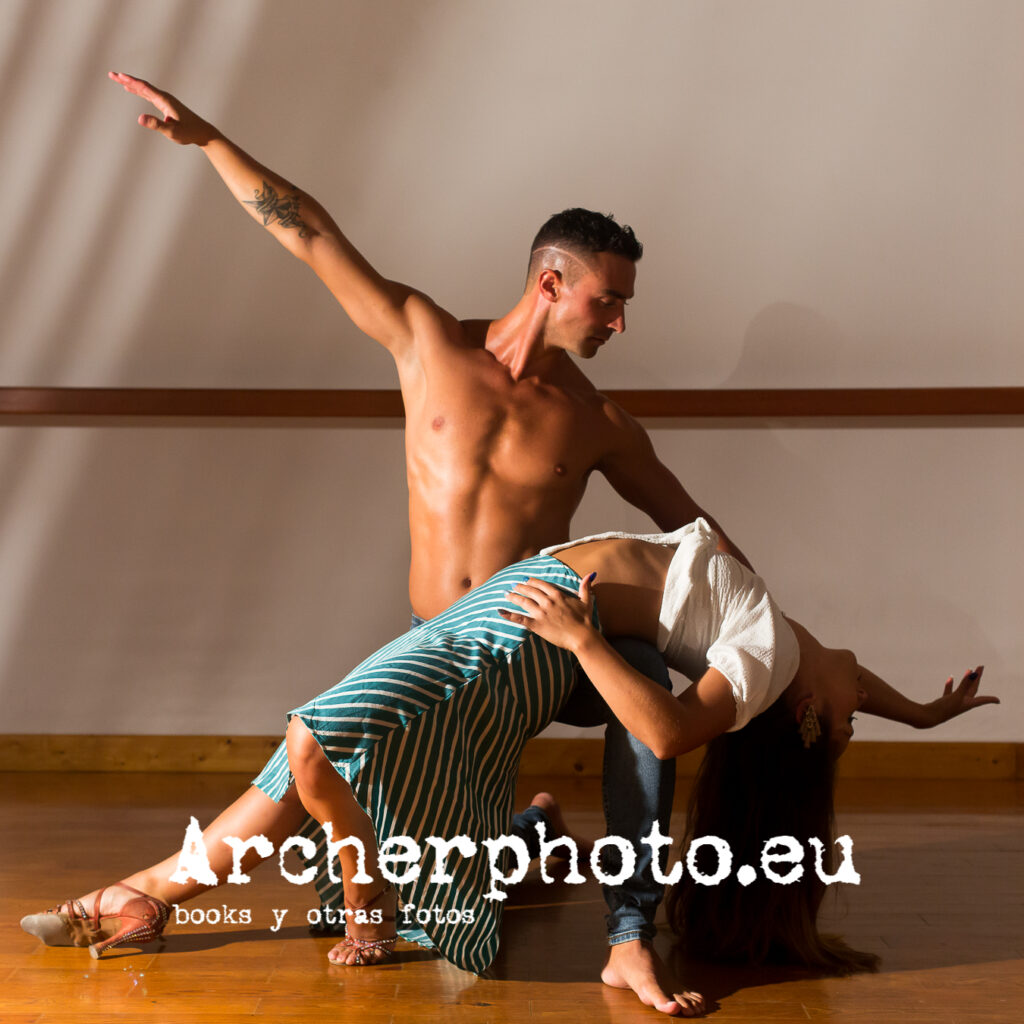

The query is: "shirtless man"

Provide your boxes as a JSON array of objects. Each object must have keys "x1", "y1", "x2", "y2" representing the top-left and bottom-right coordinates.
[{"x1": 102, "y1": 71, "x2": 751, "y2": 1015}]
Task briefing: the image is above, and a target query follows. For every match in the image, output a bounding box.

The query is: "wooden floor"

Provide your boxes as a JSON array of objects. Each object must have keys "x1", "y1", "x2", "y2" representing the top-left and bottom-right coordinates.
[{"x1": 1, "y1": 772, "x2": 1021, "y2": 1023}]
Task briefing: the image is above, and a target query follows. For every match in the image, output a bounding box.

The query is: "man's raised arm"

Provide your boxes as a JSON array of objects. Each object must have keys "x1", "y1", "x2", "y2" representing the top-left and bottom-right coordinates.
[{"x1": 109, "y1": 72, "x2": 428, "y2": 355}]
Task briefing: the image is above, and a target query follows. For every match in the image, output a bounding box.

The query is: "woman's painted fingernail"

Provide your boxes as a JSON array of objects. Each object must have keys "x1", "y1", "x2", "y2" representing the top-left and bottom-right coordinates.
[{"x1": 587, "y1": 572, "x2": 598, "y2": 583}]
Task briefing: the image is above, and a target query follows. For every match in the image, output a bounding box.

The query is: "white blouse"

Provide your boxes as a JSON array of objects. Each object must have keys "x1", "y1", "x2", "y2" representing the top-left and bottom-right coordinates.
[{"x1": 542, "y1": 519, "x2": 800, "y2": 731}]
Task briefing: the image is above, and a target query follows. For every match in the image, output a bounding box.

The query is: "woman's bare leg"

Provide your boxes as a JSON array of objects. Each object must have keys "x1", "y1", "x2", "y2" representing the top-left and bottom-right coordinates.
[
  {"x1": 76, "y1": 784, "x2": 308, "y2": 914},
  {"x1": 23, "y1": 780, "x2": 311, "y2": 953},
  {"x1": 285, "y1": 717, "x2": 396, "y2": 965}
]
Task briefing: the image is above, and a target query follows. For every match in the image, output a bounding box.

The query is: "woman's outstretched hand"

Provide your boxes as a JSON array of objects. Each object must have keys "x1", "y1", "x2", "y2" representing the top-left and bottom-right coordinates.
[
  {"x1": 921, "y1": 666, "x2": 998, "y2": 727},
  {"x1": 108, "y1": 72, "x2": 218, "y2": 146},
  {"x1": 499, "y1": 572, "x2": 598, "y2": 653}
]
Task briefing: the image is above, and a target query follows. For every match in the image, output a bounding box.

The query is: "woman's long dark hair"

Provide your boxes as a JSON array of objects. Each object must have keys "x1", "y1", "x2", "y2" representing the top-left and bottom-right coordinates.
[{"x1": 666, "y1": 697, "x2": 879, "y2": 974}]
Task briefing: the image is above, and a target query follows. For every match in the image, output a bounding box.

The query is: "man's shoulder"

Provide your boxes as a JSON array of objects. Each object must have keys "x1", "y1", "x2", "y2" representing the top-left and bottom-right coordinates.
[
  {"x1": 548, "y1": 368, "x2": 646, "y2": 455},
  {"x1": 402, "y1": 291, "x2": 462, "y2": 339},
  {"x1": 579, "y1": 380, "x2": 637, "y2": 431},
  {"x1": 410, "y1": 307, "x2": 497, "y2": 349}
]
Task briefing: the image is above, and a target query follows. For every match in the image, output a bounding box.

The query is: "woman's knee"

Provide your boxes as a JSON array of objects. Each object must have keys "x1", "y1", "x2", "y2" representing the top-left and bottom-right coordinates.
[{"x1": 286, "y1": 717, "x2": 328, "y2": 785}]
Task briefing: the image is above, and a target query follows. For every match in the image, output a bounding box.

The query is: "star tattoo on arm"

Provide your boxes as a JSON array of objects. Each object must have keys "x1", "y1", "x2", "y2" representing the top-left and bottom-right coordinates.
[{"x1": 244, "y1": 181, "x2": 310, "y2": 237}]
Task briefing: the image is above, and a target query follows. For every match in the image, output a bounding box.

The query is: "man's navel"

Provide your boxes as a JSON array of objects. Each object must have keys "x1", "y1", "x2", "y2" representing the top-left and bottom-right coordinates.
[
  {"x1": 461, "y1": 577, "x2": 472, "y2": 589},
  {"x1": 432, "y1": 416, "x2": 445, "y2": 431}
]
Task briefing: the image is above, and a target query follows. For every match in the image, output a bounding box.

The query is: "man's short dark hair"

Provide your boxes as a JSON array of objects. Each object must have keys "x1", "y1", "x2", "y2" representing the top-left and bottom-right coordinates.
[{"x1": 528, "y1": 208, "x2": 642, "y2": 281}]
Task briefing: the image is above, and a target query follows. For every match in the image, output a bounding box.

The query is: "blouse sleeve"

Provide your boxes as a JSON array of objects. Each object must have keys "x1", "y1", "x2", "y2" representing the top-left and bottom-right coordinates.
[{"x1": 703, "y1": 554, "x2": 800, "y2": 732}]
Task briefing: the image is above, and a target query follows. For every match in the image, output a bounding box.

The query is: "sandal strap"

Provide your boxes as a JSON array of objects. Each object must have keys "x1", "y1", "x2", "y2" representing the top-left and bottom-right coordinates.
[
  {"x1": 91, "y1": 887, "x2": 108, "y2": 930},
  {"x1": 344, "y1": 883, "x2": 396, "y2": 920},
  {"x1": 344, "y1": 882, "x2": 393, "y2": 914},
  {"x1": 343, "y1": 934, "x2": 398, "y2": 963},
  {"x1": 344, "y1": 936, "x2": 397, "y2": 951},
  {"x1": 73, "y1": 884, "x2": 170, "y2": 934},
  {"x1": 341, "y1": 884, "x2": 397, "y2": 962},
  {"x1": 113, "y1": 882, "x2": 171, "y2": 912}
]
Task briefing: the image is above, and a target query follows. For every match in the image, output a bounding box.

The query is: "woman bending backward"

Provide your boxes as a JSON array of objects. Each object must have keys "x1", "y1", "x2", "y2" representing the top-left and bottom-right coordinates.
[{"x1": 502, "y1": 521, "x2": 995, "y2": 973}]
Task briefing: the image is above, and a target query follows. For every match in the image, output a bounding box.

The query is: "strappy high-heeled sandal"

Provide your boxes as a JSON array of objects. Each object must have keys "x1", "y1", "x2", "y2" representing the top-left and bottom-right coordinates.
[
  {"x1": 20, "y1": 882, "x2": 171, "y2": 959},
  {"x1": 329, "y1": 884, "x2": 397, "y2": 966}
]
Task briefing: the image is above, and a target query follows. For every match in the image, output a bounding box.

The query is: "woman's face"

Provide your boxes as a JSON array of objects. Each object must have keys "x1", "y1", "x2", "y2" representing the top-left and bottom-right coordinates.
[{"x1": 814, "y1": 647, "x2": 869, "y2": 756}]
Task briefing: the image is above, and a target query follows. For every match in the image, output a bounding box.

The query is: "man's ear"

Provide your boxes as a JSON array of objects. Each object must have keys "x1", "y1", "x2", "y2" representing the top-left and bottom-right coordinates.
[{"x1": 538, "y1": 267, "x2": 562, "y2": 304}]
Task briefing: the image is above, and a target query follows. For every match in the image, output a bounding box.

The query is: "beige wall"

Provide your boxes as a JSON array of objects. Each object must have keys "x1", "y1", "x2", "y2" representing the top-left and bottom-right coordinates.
[{"x1": 1, "y1": 1, "x2": 1019, "y2": 740}]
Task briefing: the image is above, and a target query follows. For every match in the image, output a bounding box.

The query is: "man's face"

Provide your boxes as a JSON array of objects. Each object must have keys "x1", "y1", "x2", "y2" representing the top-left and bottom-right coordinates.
[{"x1": 551, "y1": 252, "x2": 636, "y2": 358}]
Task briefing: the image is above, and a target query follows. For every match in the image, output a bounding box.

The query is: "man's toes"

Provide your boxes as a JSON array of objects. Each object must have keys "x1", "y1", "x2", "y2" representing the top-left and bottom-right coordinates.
[
  {"x1": 676, "y1": 991, "x2": 705, "y2": 1017},
  {"x1": 653, "y1": 996, "x2": 684, "y2": 1015},
  {"x1": 638, "y1": 982, "x2": 678, "y2": 1014}
]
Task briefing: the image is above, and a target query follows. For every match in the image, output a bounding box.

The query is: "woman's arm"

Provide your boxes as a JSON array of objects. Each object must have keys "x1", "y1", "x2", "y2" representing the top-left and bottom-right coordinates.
[
  {"x1": 859, "y1": 663, "x2": 996, "y2": 728},
  {"x1": 499, "y1": 576, "x2": 737, "y2": 759}
]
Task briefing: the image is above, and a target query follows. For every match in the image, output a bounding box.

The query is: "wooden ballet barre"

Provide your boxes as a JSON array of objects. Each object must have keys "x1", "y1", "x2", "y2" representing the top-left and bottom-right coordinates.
[{"x1": 0, "y1": 387, "x2": 1022, "y2": 419}]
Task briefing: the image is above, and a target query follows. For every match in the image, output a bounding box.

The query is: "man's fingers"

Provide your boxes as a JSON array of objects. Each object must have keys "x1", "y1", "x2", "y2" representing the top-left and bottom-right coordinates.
[
  {"x1": 110, "y1": 70, "x2": 157, "y2": 96},
  {"x1": 137, "y1": 113, "x2": 178, "y2": 138},
  {"x1": 110, "y1": 71, "x2": 177, "y2": 118}
]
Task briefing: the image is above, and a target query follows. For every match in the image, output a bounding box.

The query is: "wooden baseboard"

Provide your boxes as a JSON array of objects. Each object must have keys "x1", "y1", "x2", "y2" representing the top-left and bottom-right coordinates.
[
  {"x1": 0, "y1": 734, "x2": 283, "y2": 774},
  {"x1": 0, "y1": 735, "x2": 1019, "y2": 779}
]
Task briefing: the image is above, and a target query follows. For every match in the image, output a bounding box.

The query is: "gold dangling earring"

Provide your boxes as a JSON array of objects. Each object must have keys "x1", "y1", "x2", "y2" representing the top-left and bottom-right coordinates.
[{"x1": 799, "y1": 705, "x2": 822, "y2": 748}]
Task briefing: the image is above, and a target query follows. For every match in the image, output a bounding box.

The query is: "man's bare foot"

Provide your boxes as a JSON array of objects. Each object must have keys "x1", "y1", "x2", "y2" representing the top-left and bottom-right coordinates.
[
  {"x1": 528, "y1": 792, "x2": 594, "y2": 859},
  {"x1": 602, "y1": 939, "x2": 705, "y2": 1017},
  {"x1": 327, "y1": 885, "x2": 398, "y2": 966}
]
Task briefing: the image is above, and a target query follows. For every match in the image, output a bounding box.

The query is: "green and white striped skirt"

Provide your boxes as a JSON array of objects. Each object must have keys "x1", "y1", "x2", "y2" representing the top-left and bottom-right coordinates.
[{"x1": 253, "y1": 554, "x2": 588, "y2": 973}]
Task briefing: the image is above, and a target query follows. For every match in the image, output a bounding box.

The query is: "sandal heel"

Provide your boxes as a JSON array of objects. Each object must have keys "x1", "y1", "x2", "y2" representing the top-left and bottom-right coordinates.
[{"x1": 88, "y1": 891, "x2": 170, "y2": 958}]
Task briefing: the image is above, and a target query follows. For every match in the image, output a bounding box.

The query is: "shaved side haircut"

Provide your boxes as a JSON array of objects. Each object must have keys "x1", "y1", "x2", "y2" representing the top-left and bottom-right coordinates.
[{"x1": 527, "y1": 208, "x2": 643, "y2": 284}]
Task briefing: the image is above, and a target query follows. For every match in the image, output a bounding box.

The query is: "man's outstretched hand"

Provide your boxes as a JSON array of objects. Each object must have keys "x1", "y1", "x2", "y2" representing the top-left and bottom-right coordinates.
[{"x1": 108, "y1": 72, "x2": 218, "y2": 147}]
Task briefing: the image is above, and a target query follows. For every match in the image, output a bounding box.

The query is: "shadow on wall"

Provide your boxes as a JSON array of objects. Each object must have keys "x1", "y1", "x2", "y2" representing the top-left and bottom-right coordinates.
[
  {"x1": 722, "y1": 302, "x2": 850, "y2": 389},
  {"x1": 641, "y1": 299, "x2": 998, "y2": 714}
]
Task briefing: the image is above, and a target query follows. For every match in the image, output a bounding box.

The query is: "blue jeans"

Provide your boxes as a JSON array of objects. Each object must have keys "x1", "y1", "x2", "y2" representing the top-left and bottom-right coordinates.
[{"x1": 412, "y1": 613, "x2": 674, "y2": 945}]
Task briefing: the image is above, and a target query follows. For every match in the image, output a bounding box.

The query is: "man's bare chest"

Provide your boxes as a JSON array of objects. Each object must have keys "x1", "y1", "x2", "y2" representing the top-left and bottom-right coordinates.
[{"x1": 408, "y1": 373, "x2": 609, "y2": 490}]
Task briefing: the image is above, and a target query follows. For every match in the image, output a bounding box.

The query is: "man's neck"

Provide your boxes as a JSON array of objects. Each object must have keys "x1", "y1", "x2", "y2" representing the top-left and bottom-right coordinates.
[{"x1": 484, "y1": 295, "x2": 565, "y2": 381}]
